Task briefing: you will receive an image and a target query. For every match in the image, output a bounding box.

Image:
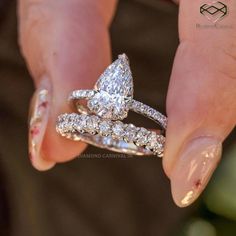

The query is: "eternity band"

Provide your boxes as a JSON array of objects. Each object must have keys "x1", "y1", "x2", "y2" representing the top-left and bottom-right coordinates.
[{"x1": 56, "y1": 113, "x2": 165, "y2": 157}]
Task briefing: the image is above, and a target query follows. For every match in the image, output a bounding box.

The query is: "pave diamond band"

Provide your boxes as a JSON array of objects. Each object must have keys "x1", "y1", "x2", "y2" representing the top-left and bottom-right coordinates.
[
  {"x1": 69, "y1": 90, "x2": 167, "y2": 129},
  {"x1": 130, "y1": 100, "x2": 167, "y2": 129},
  {"x1": 56, "y1": 113, "x2": 165, "y2": 157}
]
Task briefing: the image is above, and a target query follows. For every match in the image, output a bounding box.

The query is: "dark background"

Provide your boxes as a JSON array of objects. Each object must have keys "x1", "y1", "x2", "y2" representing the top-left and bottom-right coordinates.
[{"x1": 0, "y1": 0, "x2": 236, "y2": 235}]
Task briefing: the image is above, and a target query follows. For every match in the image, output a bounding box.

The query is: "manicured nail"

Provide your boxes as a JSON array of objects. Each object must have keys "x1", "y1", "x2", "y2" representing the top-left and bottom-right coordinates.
[
  {"x1": 28, "y1": 77, "x2": 55, "y2": 171},
  {"x1": 170, "y1": 137, "x2": 222, "y2": 207}
]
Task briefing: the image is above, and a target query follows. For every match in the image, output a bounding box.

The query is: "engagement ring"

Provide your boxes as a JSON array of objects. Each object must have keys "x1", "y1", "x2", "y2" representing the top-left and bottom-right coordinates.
[{"x1": 69, "y1": 54, "x2": 167, "y2": 129}]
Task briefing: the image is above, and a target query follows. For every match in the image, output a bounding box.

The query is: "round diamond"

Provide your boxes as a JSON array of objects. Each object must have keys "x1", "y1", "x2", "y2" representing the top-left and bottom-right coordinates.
[
  {"x1": 112, "y1": 121, "x2": 124, "y2": 139},
  {"x1": 153, "y1": 142, "x2": 164, "y2": 155},
  {"x1": 124, "y1": 124, "x2": 137, "y2": 142},
  {"x1": 85, "y1": 116, "x2": 99, "y2": 134},
  {"x1": 147, "y1": 108, "x2": 154, "y2": 117},
  {"x1": 146, "y1": 131, "x2": 158, "y2": 149},
  {"x1": 136, "y1": 128, "x2": 149, "y2": 146},
  {"x1": 99, "y1": 120, "x2": 111, "y2": 136},
  {"x1": 77, "y1": 114, "x2": 88, "y2": 131},
  {"x1": 147, "y1": 134, "x2": 165, "y2": 155}
]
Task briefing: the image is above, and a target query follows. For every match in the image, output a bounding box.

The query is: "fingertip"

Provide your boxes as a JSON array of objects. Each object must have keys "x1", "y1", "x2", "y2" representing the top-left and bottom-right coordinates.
[
  {"x1": 169, "y1": 137, "x2": 222, "y2": 207},
  {"x1": 41, "y1": 126, "x2": 88, "y2": 163},
  {"x1": 30, "y1": 151, "x2": 56, "y2": 171}
]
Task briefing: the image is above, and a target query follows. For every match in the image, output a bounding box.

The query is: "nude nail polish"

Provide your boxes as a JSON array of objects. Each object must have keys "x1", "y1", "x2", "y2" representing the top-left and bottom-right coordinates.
[
  {"x1": 28, "y1": 78, "x2": 55, "y2": 171},
  {"x1": 170, "y1": 137, "x2": 222, "y2": 207}
]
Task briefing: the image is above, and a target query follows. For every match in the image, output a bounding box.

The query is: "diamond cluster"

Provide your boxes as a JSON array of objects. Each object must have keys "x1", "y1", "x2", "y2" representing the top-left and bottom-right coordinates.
[{"x1": 56, "y1": 113, "x2": 165, "y2": 157}]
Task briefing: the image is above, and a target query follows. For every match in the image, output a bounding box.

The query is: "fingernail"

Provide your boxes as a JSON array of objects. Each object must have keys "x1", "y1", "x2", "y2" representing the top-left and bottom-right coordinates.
[
  {"x1": 170, "y1": 137, "x2": 222, "y2": 207},
  {"x1": 28, "y1": 77, "x2": 55, "y2": 171}
]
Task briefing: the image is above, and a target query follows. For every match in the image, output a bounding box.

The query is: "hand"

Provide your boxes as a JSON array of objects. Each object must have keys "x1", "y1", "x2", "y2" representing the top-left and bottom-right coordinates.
[
  {"x1": 19, "y1": 0, "x2": 236, "y2": 208},
  {"x1": 18, "y1": 0, "x2": 117, "y2": 170},
  {"x1": 163, "y1": 0, "x2": 236, "y2": 207}
]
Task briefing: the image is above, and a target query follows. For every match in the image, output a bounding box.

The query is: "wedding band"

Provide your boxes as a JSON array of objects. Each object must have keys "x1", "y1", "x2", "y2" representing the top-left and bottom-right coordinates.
[
  {"x1": 56, "y1": 113, "x2": 165, "y2": 157},
  {"x1": 68, "y1": 54, "x2": 167, "y2": 129}
]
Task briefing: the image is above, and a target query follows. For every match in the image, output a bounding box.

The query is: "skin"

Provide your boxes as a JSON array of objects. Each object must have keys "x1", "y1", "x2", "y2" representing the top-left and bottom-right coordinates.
[{"x1": 19, "y1": 0, "x2": 236, "y2": 207}]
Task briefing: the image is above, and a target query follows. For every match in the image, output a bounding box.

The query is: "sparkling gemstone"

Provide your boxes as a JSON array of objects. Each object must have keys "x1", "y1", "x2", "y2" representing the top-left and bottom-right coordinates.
[
  {"x1": 112, "y1": 121, "x2": 124, "y2": 139},
  {"x1": 99, "y1": 120, "x2": 111, "y2": 135},
  {"x1": 88, "y1": 91, "x2": 128, "y2": 120},
  {"x1": 88, "y1": 54, "x2": 133, "y2": 120},
  {"x1": 124, "y1": 124, "x2": 137, "y2": 142},
  {"x1": 149, "y1": 134, "x2": 165, "y2": 155},
  {"x1": 147, "y1": 131, "x2": 158, "y2": 149},
  {"x1": 136, "y1": 128, "x2": 149, "y2": 146},
  {"x1": 78, "y1": 114, "x2": 88, "y2": 130},
  {"x1": 86, "y1": 116, "x2": 99, "y2": 133},
  {"x1": 147, "y1": 108, "x2": 154, "y2": 117},
  {"x1": 153, "y1": 142, "x2": 164, "y2": 154},
  {"x1": 139, "y1": 104, "x2": 145, "y2": 113},
  {"x1": 95, "y1": 54, "x2": 133, "y2": 96}
]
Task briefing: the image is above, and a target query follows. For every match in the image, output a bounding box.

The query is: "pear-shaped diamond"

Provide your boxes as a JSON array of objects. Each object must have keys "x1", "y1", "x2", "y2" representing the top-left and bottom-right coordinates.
[
  {"x1": 95, "y1": 54, "x2": 133, "y2": 97},
  {"x1": 88, "y1": 54, "x2": 134, "y2": 120}
]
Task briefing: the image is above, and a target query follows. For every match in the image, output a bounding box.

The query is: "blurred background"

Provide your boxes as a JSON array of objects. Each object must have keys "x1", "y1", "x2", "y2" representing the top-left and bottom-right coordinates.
[{"x1": 0, "y1": 0, "x2": 236, "y2": 235}]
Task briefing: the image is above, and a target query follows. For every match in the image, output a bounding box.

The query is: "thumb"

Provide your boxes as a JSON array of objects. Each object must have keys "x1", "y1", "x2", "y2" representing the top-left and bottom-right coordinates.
[
  {"x1": 163, "y1": 0, "x2": 236, "y2": 206},
  {"x1": 18, "y1": 0, "x2": 116, "y2": 170}
]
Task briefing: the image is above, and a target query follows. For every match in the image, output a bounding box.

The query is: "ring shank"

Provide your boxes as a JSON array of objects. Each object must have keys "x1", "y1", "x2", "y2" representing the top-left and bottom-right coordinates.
[{"x1": 68, "y1": 90, "x2": 167, "y2": 129}]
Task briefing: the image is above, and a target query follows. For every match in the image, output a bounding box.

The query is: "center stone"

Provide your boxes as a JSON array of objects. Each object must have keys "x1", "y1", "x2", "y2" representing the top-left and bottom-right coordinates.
[
  {"x1": 87, "y1": 54, "x2": 133, "y2": 120},
  {"x1": 87, "y1": 91, "x2": 129, "y2": 120}
]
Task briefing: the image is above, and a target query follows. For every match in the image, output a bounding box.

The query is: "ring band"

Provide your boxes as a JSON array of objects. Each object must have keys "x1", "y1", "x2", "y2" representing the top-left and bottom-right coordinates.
[
  {"x1": 56, "y1": 113, "x2": 165, "y2": 157},
  {"x1": 69, "y1": 90, "x2": 167, "y2": 129}
]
